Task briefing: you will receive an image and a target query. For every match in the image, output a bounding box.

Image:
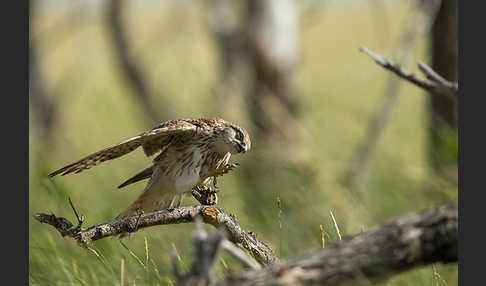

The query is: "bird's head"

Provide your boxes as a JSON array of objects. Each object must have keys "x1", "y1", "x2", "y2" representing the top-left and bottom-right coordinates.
[{"x1": 213, "y1": 123, "x2": 251, "y2": 155}]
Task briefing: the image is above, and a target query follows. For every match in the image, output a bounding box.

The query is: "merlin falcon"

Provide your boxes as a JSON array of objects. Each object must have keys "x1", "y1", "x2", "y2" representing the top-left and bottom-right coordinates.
[{"x1": 49, "y1": 118, "x2": 251, "y2": 220}]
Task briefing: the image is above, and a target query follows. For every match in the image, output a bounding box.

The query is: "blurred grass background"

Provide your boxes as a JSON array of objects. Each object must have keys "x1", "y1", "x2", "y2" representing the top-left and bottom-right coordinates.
[{"x1": 29, "y1": 1, "x2": 457, "y2": 285}]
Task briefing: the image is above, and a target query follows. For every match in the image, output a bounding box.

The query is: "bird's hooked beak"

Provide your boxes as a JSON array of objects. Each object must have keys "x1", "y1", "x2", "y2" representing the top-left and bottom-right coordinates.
[{"x1": 237, "y1": 142, "x2": 247, "y2": 153}]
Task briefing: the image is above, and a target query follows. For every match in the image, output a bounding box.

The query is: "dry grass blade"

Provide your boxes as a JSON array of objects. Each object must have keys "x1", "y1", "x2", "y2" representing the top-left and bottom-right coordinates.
[
  {"x1": 86, "y1": 246, "x2": 110, "y2": 270},
  {"x1": 330, "y1": 210, "x2": 342, "y2": 241},
  {"x1": 432, "y1": 264, "x2": 449, "y2": 286},
  {"x1": 171, "y1": 242, "x2": 183, "y2": 266},
  {"x1": 276, "y1": 195, "x2": 283, "y2": 256},
  {"x1": 150, "y1": 258, "x2": 162, "y2": 281},
  {"x1": 144, "y1": 237, "x2": 149, "y2": 268},
  {"x1": 319, "y1": 224, "x2": 325, "y2": 248},
  {"x1": 220, "y1": 257, "x2": 229, "y2": 270},
  {"x1": 120, "y1": 241, "x2": 146, "y2": 268},
  {"x1": 120, "y1": 258, "x2": 125, "y2": 286}
]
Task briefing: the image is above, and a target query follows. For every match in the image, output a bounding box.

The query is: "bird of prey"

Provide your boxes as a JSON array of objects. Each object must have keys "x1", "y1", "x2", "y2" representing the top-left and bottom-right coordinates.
[{"x1": 49, "y1": 117, "x2": 251, "y2": 221}]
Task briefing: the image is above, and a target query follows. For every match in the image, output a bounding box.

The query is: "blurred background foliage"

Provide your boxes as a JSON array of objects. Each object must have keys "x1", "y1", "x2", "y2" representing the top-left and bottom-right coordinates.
[{"x1": 29, "y1": 0, "x2": 457, "y2": 285}]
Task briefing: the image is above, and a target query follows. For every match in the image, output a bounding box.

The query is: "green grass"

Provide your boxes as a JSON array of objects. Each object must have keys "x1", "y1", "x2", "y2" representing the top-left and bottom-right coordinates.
[{"x1": 30, "y1": 2, "x2": 457, "y2": 285}]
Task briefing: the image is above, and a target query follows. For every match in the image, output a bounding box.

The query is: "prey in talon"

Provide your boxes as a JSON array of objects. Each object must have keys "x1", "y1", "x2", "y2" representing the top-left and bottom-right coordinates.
[{"x1": 48, "y1": 118, "x2": 251, "y2": 238}]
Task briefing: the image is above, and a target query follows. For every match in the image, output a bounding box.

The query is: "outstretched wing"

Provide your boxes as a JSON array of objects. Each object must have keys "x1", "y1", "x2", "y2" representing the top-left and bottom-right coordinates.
[{"x1": 48, "y1": 120, "x2": 199, "y2": 178}]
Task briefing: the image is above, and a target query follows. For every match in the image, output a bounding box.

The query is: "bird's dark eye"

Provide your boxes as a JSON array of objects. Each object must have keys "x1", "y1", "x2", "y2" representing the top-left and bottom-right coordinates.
[{"x1": 232, "y1": 127, "x2": 243, "y2": 141}]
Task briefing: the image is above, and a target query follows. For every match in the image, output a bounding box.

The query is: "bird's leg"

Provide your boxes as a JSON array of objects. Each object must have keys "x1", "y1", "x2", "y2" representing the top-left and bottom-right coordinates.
[
  {"x1": 208, "y1": 185, "x2": 219, "y2": 205},
  {"x1": 219, "y1": 162, "x2": 240, "y2": 176},
  {"x1": 198, "y1": 163, "x2": 240, "y2": 205},
  {"x1": 129, "y1": 210, "x2": 144, "y2": 233},
  {"x1": 213, "y1": 176, "x2": 218, "y2": 188}
]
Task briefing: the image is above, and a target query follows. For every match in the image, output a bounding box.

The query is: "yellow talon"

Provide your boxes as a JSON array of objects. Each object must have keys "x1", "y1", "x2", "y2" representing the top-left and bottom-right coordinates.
[{"x1": 209, "y1": 192, "x2": 219, "y2": 205}]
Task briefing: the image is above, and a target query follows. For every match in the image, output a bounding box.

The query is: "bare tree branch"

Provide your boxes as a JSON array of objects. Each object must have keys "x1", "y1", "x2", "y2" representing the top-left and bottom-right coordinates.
[
  {"x1": 215, "y1": 201, "x2": 457, "y2": 285},
  {"x1": 34, "y1": 204, "x2": 278, "y2": 266},
  {"x1": 34, "y1": 199, "x2": 456, "y2": 285},
  {"x1": 360, "y1": 46, "x2": 458, "y2": 96},
  {"x1": 418, "y1": 61, "x2": 457, "y2": 91}
]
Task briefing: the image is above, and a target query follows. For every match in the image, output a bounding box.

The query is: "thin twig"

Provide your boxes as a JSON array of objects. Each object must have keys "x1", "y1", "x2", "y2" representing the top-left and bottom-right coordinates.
[
  {"x1": 418, "y1": 61, "x2": 458, "y2": 91},
  {"x1": 68, "y1": 197, "x2": 84, "y2": 228},
  {"x1": 360, "y1": 46, "x2": 457, "y2": 96}
]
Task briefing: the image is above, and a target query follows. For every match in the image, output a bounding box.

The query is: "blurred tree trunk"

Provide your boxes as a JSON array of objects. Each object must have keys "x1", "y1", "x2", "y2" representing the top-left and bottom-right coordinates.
[
  {"x1": 245, "y1": 0, "x2": 300, "y2": 141},
  {"x1": 107, "y1": 0, "x2": 171, "y2": 124},
  {"x1": 428, "y1": 0, "x2": 458, "y2": 177},
  {"x1": 29, "y1": 0, "x2": 57, "y2": 140},
  {"x1": 206, "y1": 0, "x2": 248, "y2": 121},
  {"x1": 207, "y1": 0, "x2": 300, "y2": 142},
  {"x1": 29, "y1": 44, "x2": 56, "y2": 136}
]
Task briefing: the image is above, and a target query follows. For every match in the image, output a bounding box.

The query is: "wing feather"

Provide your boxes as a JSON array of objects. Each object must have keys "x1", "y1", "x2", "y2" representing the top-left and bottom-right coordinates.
[
  {"x1": 48, "y1": 120, "x2": 200, "y2": 178},
  {"x1": 117, "y1": 166, "x2": 153, "y2": 189},
  {"x1": 48, "y1": 135, "x2": 145, "y2": 177},
  {"x1": 141, "y1": 122, "x2": 197, "y2": 156}
]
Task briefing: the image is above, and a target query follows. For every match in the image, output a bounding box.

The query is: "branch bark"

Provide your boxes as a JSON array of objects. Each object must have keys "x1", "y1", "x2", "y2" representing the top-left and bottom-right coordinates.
[
  {"x1": 216, "y1": 201, "x2": 457, "y2": 286},
  {"x1": 34, "y1": 205, "x2": 278, "y2": 266}
]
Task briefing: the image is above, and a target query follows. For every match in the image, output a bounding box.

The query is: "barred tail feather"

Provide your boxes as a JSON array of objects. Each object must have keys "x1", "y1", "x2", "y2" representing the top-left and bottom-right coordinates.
[
  {"x1": 114, "y1": 190, "x2": 178, "y2": 239},
  {"x1": 118, "y1": 166, "x2": 153, "y2": 189},
  {"x1": 115, "y1": 191, "x2": 178, "y2": 220}
]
